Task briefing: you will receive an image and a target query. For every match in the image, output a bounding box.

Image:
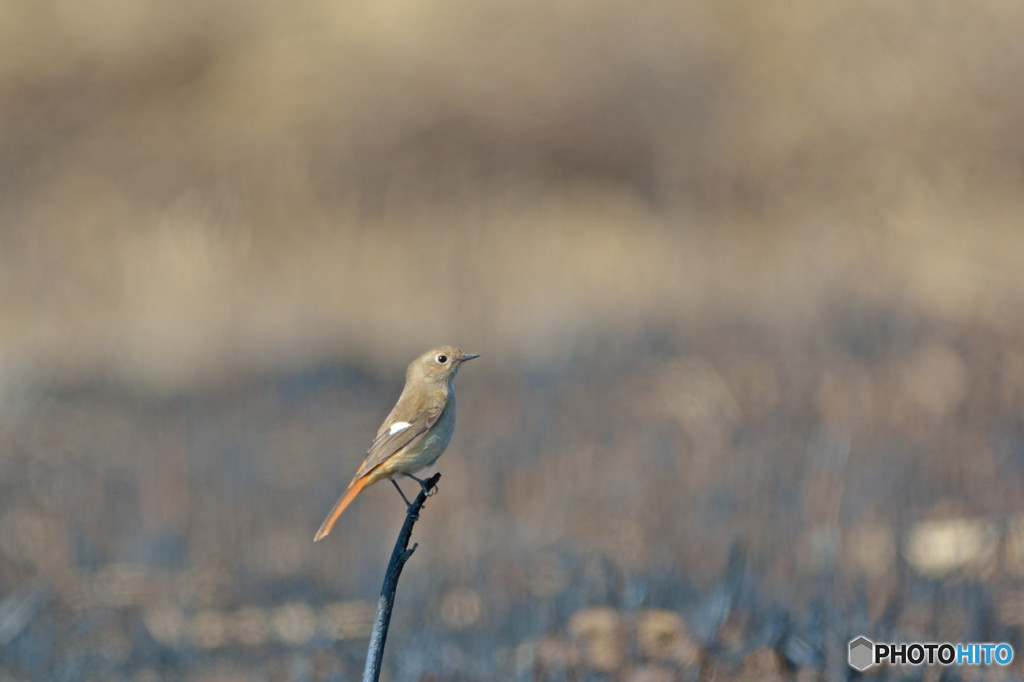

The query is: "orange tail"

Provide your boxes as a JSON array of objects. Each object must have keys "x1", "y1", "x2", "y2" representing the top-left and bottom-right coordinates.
[{"x1": 314, "y1": 475, "x2": 372, "y2": 542}]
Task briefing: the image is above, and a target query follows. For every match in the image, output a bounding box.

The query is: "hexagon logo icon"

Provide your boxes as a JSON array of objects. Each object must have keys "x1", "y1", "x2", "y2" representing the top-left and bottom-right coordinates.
[{"x1": 849, "y1": 636, "x2": 875, "y2": 671}]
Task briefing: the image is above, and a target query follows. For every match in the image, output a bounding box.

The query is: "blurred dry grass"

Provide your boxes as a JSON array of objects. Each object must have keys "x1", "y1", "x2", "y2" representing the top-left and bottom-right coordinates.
[{"x1": 1, "y1": 0, "x2": 1024, "y2": 680}]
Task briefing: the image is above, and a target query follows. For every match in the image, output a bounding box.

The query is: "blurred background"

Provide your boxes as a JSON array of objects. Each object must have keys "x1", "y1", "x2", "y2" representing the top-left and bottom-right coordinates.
[{"x1": 2, "y1": 1, "x2": 1024, "y2": 680}]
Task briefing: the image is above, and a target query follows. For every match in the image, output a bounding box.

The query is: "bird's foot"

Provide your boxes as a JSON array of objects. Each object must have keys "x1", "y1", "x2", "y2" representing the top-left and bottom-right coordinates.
[{"x1": 405, "y1": 472, "x2": 439, "y2": 497}]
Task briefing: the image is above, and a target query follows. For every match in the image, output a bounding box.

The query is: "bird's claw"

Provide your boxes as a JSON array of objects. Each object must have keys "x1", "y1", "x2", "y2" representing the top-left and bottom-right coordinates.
[{"x1": 405, "y1": 473, "x2": 439, "y2": 498}]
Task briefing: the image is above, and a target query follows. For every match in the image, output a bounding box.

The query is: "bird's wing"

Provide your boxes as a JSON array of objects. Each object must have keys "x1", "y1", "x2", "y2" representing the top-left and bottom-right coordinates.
[{"x1": 352, "y1": 404, "x2": 445, "y2": 480}]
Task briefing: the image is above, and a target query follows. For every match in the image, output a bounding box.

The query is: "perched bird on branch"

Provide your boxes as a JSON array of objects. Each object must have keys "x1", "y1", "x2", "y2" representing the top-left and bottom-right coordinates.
[{"x1": 314, "y1": 346, "x2": 478, "y2": 542}]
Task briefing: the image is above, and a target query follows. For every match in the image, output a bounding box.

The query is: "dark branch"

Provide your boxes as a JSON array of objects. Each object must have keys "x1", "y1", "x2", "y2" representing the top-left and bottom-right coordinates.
[{"x1": 362, "y1": 472, "x2": 442, "y2": 682}]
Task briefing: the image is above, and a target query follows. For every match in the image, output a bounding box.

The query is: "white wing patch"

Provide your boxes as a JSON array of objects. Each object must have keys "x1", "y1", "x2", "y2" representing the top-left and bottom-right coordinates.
[{"x1": 388, "y1": 421, "x2": 412, "y2": 435}]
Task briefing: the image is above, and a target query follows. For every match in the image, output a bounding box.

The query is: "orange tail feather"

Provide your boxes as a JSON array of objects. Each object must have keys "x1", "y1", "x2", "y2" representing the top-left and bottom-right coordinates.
[{"x1": 314, "y1": 475, "x2": 372, "y2": 542}]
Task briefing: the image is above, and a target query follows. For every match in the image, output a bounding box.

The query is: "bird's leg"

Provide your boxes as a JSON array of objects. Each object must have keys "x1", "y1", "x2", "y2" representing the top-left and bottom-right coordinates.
[
  {"x1": 390, "y1": 479, "x2": 414, "y2": 506},
  {"x1": 404, "y1": 473, "x2": 438, "y2": 497}
]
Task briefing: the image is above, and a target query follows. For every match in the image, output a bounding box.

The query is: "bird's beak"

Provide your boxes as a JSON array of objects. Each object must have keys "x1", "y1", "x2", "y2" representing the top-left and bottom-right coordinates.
[{"x1": 461, "y1": 353, "x2": 480, "y2": 361}]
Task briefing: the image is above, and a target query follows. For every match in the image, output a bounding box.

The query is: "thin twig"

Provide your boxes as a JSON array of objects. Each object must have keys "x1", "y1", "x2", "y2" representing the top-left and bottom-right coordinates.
[{"x1": 362, "y1": 472, "x2": 442, "y2": 682}]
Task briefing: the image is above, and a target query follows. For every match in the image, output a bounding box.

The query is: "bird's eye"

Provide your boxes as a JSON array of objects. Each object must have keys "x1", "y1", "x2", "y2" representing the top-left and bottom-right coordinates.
[{"x1": 436, "y1": 354, "x2": 448, "y2": 364}]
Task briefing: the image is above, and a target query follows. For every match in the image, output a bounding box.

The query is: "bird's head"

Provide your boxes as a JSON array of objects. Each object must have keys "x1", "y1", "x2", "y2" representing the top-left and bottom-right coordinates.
[{"x1": 408, "y1": 346, "x2": 479, "y2": 387}]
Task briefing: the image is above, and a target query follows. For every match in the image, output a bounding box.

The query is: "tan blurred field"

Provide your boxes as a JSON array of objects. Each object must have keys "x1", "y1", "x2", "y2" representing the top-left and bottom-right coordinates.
[{"x1": 1, "y1": 1, "x2": 1024, "y2": 680}]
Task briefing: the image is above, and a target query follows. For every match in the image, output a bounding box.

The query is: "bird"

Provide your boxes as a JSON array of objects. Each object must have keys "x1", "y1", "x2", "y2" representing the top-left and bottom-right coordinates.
[{"x1": 314, "y1": 346, "x2": 479, "y2": 542}]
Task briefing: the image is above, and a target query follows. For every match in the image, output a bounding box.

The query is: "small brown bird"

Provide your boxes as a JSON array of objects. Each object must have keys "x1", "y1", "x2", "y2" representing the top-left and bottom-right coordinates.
[{"x1": 314, "y1": 346, "x2": 479, "y2": 542}]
